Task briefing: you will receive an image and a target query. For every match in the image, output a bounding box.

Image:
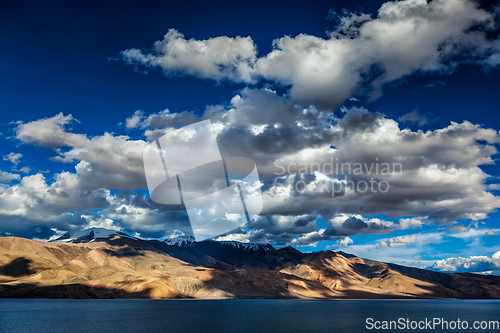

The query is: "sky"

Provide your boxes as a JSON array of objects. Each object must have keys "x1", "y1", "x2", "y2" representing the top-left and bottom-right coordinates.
[{"x1": 1, "y1": 0, "x2": 500, "y2": 274}]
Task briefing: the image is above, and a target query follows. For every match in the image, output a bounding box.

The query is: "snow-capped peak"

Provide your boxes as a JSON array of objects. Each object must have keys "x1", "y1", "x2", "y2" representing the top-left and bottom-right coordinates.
[
  {"x1": 52, "y1": 228, "x2": 133, "y2": 243},
  {"x1": 218, "y1": 241, "x2": 275, "y2": 252},
  {"x1": 162, "y1": 231, "x2": 195, "y2": 246}
]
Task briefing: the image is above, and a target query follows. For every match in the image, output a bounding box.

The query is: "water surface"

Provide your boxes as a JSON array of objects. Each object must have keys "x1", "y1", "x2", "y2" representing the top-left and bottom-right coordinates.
[{"x1": 0, "y1": 299, "x2": 499, "y2": 332}]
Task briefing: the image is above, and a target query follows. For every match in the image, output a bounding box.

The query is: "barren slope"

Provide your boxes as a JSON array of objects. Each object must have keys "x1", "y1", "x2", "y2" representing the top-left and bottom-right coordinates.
[
  {"x1": 1, "y1": 236, "x2": 499, "y2": 299},
  {"x1": 0, "y1": 236, "x2": 336, "y2": 299}
]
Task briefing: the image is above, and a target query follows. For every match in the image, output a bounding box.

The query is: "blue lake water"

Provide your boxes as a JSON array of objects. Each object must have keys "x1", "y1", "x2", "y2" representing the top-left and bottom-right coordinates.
[{"x1": 0, "y1": 299, "x2": 499, "y2": 333}]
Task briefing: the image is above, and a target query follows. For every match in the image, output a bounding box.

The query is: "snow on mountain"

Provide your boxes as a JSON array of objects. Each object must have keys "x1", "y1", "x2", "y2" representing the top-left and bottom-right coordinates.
[
  {"x1": 52, "y1": 228, "x2": 134, "y2": 243},
  {"x1": 52, "y1": 228, "x2": 274, "y2": 252},
  {"x1": 218, "y1": 241, "x2": 275, "y2": 252},
  {"x1": 162, "y1": 231, "x2": 195, "y2": 246}
]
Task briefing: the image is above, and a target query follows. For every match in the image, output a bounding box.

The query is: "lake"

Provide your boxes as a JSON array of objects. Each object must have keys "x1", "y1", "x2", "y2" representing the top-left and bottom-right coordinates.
[{"x1": 0, "y1": 299, "x2": 499, "y2": 332}]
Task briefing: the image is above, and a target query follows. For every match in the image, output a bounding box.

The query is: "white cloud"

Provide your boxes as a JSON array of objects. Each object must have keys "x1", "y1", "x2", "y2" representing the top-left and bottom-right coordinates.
[
  {"x1": 0, "y1": 172, "x2": 193, "y2": 239},
  {"x1": 0, "y1": 170, "x2": 20, "y2": 183},
  {"x1": 334, "y1": 228, "x2": 500, "y2": 268},
  {"x1": 3, "y1": 153, "x2": 22, "y2": 165},
  {"x1": 292, "y1": 228, "x2": 328, "y2": 247},
  {"x1": 8, "y1": 12, "x2": 500, "y2": 242},
  {"x1": 125, "y1": 110, "x2": 144, "y2": 129},
  {"x1": 0, "y1": 173, "x2": 109, "y2": 237},
  {"x1": 124, "y1": 108, "x2": 198, "y2": 140},
  {"x1": 2, "y1": 0, "x2": 499, "y2": 247},
  {"x1": 214, "y1": 233, "x2": 251, "y2": 243},
  {"x1": 258, "y1": 0, "x2": 497, "y2": 108},
  {"x1": 123, "y1": 0, "x2": 500, "y2": 109},
  {"x1": 122, "y1": 29, "x2": 257, "y2": 83},
  {"x1": 429, "y1": 251, "x2": 500, "y2": 273},
  {"x1": 339, "y1": 236, "x2": 353, "y2": 247},
  {"x1": 8, "y1": 89, "x2": 500, "y2": 242},
  {"x1": 448, "y1": 228, "x2": 500, "y2": 239},
  {"x1": 288, "y1": 216, "x2": 423, "y2": 247},
  {"x1": 15, "y1": 114, "x2": 148, "y2": 190},
  {"x1": 378, "y1": 234, "x2": 418, "y2": 247},
  {"x1": 12, "y1": 166, "x2": 30, "y2": 174},
  {"x1": 15, "y1": 113, "x2": 86, "y2": 148},
  {"x1": 375, "y1": 232, "x2": 443, "y2": 248},
  {"x1": 82, "y1": 215, "x2": 121, "y2": 231}
]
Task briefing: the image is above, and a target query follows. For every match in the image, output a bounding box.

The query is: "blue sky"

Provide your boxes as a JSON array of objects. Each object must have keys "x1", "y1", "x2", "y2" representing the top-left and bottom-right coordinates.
[{"x1": 1, "y1": 0, "x2": 500, "y2": 274}]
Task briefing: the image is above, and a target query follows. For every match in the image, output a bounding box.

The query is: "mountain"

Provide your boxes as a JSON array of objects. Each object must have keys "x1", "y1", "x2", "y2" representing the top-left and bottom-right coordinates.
[
  {"x1": 1, "y1": 231, "x2": 499, "y2": 299},
  {"x1": 52, "y1": 228, "x2": 135, "y2": 243},
  {"x1": 160, "y1": 231, "x2": 195, "y2": 247}
]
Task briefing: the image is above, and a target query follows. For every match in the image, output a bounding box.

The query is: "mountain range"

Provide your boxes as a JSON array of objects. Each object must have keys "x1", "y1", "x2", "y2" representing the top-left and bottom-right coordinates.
[{"x1": 1, "y1": 228, "x2": 499, "y2": 299}]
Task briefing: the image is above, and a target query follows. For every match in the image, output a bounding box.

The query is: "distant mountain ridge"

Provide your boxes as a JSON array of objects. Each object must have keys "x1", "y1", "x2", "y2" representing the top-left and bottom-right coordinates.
[
  {"x1": 52, "y1": 228, "x2": 135, "y2": 243},
  {"x1": 1, "y1": 230, "x2": 499, "y2": 299},
  {"x1": 53, "y1": 228, "x2": 196, "y2": 246}
]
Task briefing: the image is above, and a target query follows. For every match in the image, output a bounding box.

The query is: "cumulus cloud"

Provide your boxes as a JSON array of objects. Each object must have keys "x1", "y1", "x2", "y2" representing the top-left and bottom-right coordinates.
[
  {"x1": 123, "y1": 0, "x2": 500, "y2": 109},
  {"x1": 378, "y1": 234, "x2": 418, "y2": 247},
  {"x1": 248, "y1": 105, "x2": 499, "y2": 227},
  {"x1": 211, "y1": 214, "x2": 323, "y2": 246},
  {"x1": 292, "y1": 228, "x2": 331, "y2": 247},
  {"x1": 7, "y1": 87, "x2": 500, "y2": 243},
  {"x1": 287, "y1": 216, "x2": 424, "y2": 247},
  {"x1": 375, "y1": 233, "x2": 445, "y2": 248},
  {"x1": 429, "y1": 251, "x2": 500, "y2": 273},
  {"x1": 125, "y1": 110, "x2": 144, "y2": 130},
  {"x1": 12, "y1": 166, "x2": 30, "y2": 174},
  {"x1": 5, "y1": 0, "x2": 500, "y2": 242},
  {"x1": 124, "y1": 108, "x2": 198, "y2": 140},
  {"x1": 0, "y1": 173, "x2": 192, "y2": 239},
  {"x1": 0, "y1": 170, "x2": 20, "y2": 184},
  {"x1": 122, "y1": 29, "x2": 257, "y2": 82},
  {"x1": 3, "y1": 153, "x2": 22, "y2": 165},
  {"x1": 0, "y1": 173, "x2": 109, "y2": 238},
  {"x1": 116, "y1": 88, "x2": 500, "y2": 237},
  {"x1": 332, "y1": 227, "x2": 500, "y2": 268},
  {"x1": 15, "y1": 113, "x2": 86, "y2": 148},
  {"x1": 339, "y1": 236, "x2": 353, "y2": 247},
  {"x1": 447, "y1": 227, "x2": 500, "y2": 238},
  {"x1": 366, "y1": 231, "x2": 444, "y2": 251},
  {"x1": 15, "y1": 114, "x2": 148, "y2": 191}
]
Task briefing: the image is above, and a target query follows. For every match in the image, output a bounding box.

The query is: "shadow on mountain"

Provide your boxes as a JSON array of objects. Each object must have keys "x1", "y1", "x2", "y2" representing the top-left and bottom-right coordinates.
[
  {"x1": 0, "y1": 283, "x2": 188, "y2": 299},
  {"x1": 385, "y1": 262, "x2": 500, "y2": 298},
  {"x1": 152, "y1": 241, "x2": 307, "y2": 270},
  {"x1": 0, "y1": 257, "x2": 35, "y2": 277},
  {"x1": 1, "y1": 235, "x2": 499, "y2": 299}
]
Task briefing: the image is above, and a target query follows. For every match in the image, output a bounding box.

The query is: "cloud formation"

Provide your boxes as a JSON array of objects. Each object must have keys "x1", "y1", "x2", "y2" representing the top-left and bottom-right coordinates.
[
  {"x1": 2, "y1": 0, "x2": 499, "y2": 247},
  {"x1": 122, "y1": 29, "x2": 257, "y2": 82},
  {"x1": 429, "y1": 251, "x2": 500, "y2": 273},
  {"x1": 0, "y1": 172, "x2": 192, "y2": 239},
  {"x1": 7, "y1": 86, "x2": 500, "y2": 244},
  {"x1": 123, "y1": 0, "x2": 500, "y2": 108},
  {"x1": 3, "y1": 153, "x2": 22, "y2": 165},
  {"x1": 289, "y1": 216, "x2": 424, "y2": 247},
  {"x1": 15, "y1": 113, "x2": 148, "y2": 191},
  {"x1": 0, "y1": 170, "x2": 20, "y2": 184}
]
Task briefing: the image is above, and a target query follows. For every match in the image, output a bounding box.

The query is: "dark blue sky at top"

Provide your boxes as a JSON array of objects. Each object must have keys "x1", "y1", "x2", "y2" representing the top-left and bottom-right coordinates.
[{"x1": 0, "y1": 0, "x2": 499, "y2": 176}]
